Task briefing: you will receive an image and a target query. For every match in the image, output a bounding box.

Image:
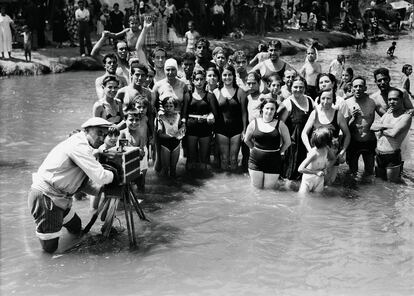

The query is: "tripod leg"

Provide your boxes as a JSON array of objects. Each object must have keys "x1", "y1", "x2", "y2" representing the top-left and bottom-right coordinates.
[
  {"x1": 102, "y1": 197, "x2": 119, "y2": 237},
  {"x1": 123, "y1": 187, "x2": 133, "y2": 245},
  {"x1": 128, "y1": 187, "x2": 149, "y2": 222},
  {"x1": 128, "y1": 192, "x2": 137, "y2": 246}
]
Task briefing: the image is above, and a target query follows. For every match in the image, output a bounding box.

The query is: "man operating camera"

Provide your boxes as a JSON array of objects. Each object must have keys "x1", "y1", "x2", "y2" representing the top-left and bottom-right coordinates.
[{"x1": 28, "y1": 117, "x2": 117, "y2": 253}]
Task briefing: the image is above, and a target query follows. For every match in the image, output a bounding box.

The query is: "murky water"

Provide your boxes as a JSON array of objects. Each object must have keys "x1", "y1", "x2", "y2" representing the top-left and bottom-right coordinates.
[{"x1": 1, "y1": 37, "x2": 413, "y2": 296}]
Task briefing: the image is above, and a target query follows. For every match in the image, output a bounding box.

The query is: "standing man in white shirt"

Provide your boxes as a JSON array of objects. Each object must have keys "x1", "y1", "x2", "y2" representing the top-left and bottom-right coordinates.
[
  {"x1": 75, "y1": 0, "x2": 92, "y2": 56},
  {"x1": 28, "y1": 118, "x2": 116, "y2": 253}
]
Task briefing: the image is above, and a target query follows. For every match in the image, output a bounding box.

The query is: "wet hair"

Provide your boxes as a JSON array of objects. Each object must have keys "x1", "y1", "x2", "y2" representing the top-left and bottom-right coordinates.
[
  {"x1": 267, "y1": 73, "x2": 282, "y2": 85},
  {"x1": 373, "y1": 67, "x2": 390, "y2": 79},
  {"x1": 134, "y1": 95, "x2": 150, "y2": 108},
  {"x1": 311, "y1": 127, "x2": 332, "y2": 149},
  {"x1": 352, "y1": 76, "x2": 367, "y2": 86},
  {"x1": 107, "y1": 128, "x2": 120, "y2": 137},
  {"x1": 219, "y1": 64, "x2": 238, "y2": 88},
  {"x1": 258, "y1": 43, "x2": 267, "y2": 52},
  {"x1": 182, "y1": 51, "x2": 196, "y2": 62},
  {"x1": 191, "y1": 68, "x2": 207, "y2": 92},
  {"x1": 102, "y1": 53, "x2": 117, "y2": 65},
  {"x1": 343, "y1": 67, "x2": 354, "y2": 81},
  {"x1": 102, "y1": 75, "x2": 120, "y2": 86},
  {"x1": 161, "y1": 96, "x2": 178, "y2": 108},
  {"x1": 292, "y1": 76, "x2": 307, "y2": 89},
  {"x1": 259, "y1": 97, "x2": 279, "y2": 119},
  {"x1": 130, "y1": 61, "x2": 148, "y2": 75},
  {"x1": 247, "y1": 71, "x2": 261, "y2": 84},
  {"x1": 316, "y1": 73, "x2": 337, "y2": 96},
  {"x1": 402, "y1": 64, "x2": 412, "y2": 73},
  {"x1": 195, "y1": 38, "x2": 210, "y2": 49},
  {"x1": 268, "y1": 40, "x2": 282, "y2": 50}
]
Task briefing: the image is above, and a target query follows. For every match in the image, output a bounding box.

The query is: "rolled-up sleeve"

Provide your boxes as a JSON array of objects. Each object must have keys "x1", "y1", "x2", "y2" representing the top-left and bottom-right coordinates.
[{"x1": 69, "y1": 141, "x2": 114, "y2": 186}]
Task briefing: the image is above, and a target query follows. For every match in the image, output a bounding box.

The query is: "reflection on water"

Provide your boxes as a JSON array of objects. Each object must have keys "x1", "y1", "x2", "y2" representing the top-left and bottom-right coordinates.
[{"x1": 1, "y1": 37, "x2": 413, "y2": 296}]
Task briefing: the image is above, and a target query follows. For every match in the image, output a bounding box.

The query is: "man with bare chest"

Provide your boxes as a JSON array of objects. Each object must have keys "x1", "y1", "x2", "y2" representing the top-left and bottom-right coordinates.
[
  {"x1": 345, "y1": 77, "x2": 381, "y2": 177},
  {"x1": 371, "y1": 88, "x2": 412, "y2": 182}
]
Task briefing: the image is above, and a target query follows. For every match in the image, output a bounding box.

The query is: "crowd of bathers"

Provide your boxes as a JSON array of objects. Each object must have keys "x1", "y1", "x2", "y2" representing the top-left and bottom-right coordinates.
[{"x1": 89, "y1": 17, "x2": 414, "y2": 193}]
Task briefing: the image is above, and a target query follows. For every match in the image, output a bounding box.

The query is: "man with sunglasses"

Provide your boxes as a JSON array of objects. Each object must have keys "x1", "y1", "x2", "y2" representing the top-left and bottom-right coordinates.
[{"x1": 28, "y1": 118, "x2": 116, "y2": 253}]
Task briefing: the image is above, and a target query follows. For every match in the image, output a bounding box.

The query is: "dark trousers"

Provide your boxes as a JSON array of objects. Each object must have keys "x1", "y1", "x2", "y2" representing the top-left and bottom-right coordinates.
[{"x1": 78, "y1": 22, "x2": 92, "y2": 55}]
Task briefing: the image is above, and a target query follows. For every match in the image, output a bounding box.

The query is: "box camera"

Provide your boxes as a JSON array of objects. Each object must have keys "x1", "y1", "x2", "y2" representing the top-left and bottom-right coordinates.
[{"x1": 99, "y1": 143, "x2": 142, "y2": 185}]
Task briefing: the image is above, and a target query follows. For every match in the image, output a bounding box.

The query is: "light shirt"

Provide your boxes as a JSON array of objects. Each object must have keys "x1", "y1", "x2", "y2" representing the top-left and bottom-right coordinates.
[
  {"x1": 185, "y1": 30, "x2": 200, "y2": 52},
  {"x1": 32, "y1": 132, "x2": 113, "y2": 210},
  {"x1": 328, "y1": 59, "x2": 344, "y2": 83},
  {"x1": 75, "y1": 8, "x2": 90, "y2": 22}
]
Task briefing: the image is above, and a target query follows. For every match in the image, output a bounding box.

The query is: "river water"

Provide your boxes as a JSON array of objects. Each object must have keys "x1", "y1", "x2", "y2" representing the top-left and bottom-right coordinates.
[{"x1": 1, "y1": 37, "x2": 413, "y2": 296}]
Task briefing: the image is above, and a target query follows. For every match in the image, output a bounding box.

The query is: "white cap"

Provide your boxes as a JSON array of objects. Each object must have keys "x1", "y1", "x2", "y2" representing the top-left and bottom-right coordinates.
[
  {"x1": 164, "y1": 58, "x2": 178, "y2": 71},
  {"x1": 81, "y1": 117, "x2": 113, "y2": 128}
]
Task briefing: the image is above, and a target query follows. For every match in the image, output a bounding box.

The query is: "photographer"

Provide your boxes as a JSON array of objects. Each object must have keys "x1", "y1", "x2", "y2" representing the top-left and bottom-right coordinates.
[{"x1": 28, "y1": 118, "x2": 116, "y2": 253}]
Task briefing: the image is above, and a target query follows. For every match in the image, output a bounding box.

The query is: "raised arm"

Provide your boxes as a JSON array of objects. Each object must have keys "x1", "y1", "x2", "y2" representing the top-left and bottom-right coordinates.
[
  {"x1": 135, "y1": 17, "x2": 152, "y2": 68},
  {"x1": 91, "y1": 31, "x2": 110, "y2": 58}
]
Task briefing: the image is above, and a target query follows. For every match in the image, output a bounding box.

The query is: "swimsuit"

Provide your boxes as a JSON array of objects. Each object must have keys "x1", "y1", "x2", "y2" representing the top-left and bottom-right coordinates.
[
  {"x1": 100, "y1": 101, "x2": 122, "y2": 124},
  {"x1": 376, "y1": 149, "x2": 401, "y2": 169},
  {"x1": 300, "y1": 173, "x2": 324, "y2": 192},
  {"x1": 186, "y1": 93, "x2": 214, "y2": 138},
  {"x1": 216, "y1": 88, "x2": 244, "y2": 138},
  {"x1": 248, "y1": 119, "x2": 282, "y2": 174},
  {"x1": 158, "y1": 115, "x2": 181, "y2": 151}
]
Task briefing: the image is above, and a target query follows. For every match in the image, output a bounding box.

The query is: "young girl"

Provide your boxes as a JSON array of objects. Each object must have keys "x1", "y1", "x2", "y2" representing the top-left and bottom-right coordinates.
[
  {"x1": 157, "y1": 93, "x2": 185, "y2": 177},
  {"x1": 299, "y1": 46, "x2": 322, "y2": 100},
  {"x1": 119, "y1": 98, "x2": 150, "y2": 192},
  {"x1": 401, "y1": 64, "x2": 413, "y2": 99},
  {"x1": 249, "y1": 43, "x2": 269, "y2": 67},
  {"x1": 216, "y1": 64, "x2": 248, "y2": 171},
  {"x1": 337, "y1": 67, "x2": 353, "y2": 97},
  {"x1": 298, "y1": 127, "x2": 334, "y2": 193},
  {"x1": 184, "y1": 69, "x2": 219, "y2": 170}
]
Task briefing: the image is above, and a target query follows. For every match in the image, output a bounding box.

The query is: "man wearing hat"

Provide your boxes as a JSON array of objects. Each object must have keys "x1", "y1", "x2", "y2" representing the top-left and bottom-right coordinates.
[{"x1": 28, "y1": 118, "x2": 116, "y2": 253}]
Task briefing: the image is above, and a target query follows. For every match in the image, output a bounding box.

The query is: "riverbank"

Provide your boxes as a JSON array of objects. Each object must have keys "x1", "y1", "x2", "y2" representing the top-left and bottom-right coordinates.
[{"x1": 0, "y1": 29, "x2": 400, "y2": 77}]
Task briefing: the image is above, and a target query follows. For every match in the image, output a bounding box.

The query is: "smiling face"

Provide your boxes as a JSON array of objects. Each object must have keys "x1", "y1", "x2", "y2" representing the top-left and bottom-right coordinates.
[
  {"x1": 342, "y1": 71, "x2": 352, "y2": 83},
  {"x1": 374, "y1": 73, "x2": 390, "y2": 92},
  {"x1": 262, "y1": 102, "x2": 277, "y2": 120},
  {"x1": 292, "y1": 80, "x2": 305, "y2": 97},
  {"x1": 268, "y1": 45, "x2": 281, "y2": 61},
  {"x1": 126, "y1": 113, "x2": 140, "y2": 130},
  {"x1": 222, "y1": 69, "x2": 234, "y2": 86},
  {"x1": 104, "y1": 133, "x2": 118, "y2": 148},
  {"x1": 103, "y1": 80, "x2": 119, "y2": 99},
  {"x1": 116, "y1": 41, "x2": 128, "y2": 60},
  {"x1": 284, "y1": 70, "x2": 296, "y2": 88}
]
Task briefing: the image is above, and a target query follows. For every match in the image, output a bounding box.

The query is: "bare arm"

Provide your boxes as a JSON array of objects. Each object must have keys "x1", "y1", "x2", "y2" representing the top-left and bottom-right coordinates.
[
  {"x1": 243, "y1": 120, "x2": 255, "y2": 149},
  {"x1": 301, "y1": 110, "x2": 316, "y2": 152},
  {"x1": 382, "y1": 115, "x2": 412, "y2": 138},
  {"x1": 111, "y1": 28, "x2": 129, "y2": 39},
  {"x1": 278, "y1": 121, "x2": 292, "y2": 154},
  {"x1": 248, "y1": 53, "x2": 260, "y2": 67},
  {"x1": 239, "y1": 89, "x2": 248, "y2": 134},
  {"x1": 298, "y1": 150, "x2": 321, "y2": 175},
  {"x1": 92, "y1": 102, "x2": 104, "y2": 118},
  {"x1": 337, "y1": 112, "x2": 350, "y2": 155},
  {"x1": 91, "y1": 31, "x2": 110, "y2": 58}
]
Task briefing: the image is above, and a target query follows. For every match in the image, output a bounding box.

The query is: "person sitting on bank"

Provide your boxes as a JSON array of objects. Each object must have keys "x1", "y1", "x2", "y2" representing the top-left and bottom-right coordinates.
[
  {"x1": 28, "y1": 118, "x2": 116, "y2": 253},
  {"x1": 371, "y1": 88, "x2": 412, "y2": 182}
]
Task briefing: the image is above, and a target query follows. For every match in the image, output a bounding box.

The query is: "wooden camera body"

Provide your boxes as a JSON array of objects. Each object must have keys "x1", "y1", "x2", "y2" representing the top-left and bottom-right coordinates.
[{"x1": 99, "y1": 146, "x2": 141, "y2": 185}]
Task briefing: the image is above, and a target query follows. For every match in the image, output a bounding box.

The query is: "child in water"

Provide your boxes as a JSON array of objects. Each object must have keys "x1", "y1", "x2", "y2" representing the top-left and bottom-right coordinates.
[
  {"x1": 298, "y1": 127, "x2": 335, "y2": 193},
  {"x1": 401, "y1": 64, "x2": 413, "y2": 99},
  {"x1": 387, "y1": 42, "x2": 396, "y2": 57},
  {"x1": 21, "y1": 25, "x2": 32, "y2": 62},
  {"x1": 119, "y1": 97, "x2": 150, "y2": 192}
]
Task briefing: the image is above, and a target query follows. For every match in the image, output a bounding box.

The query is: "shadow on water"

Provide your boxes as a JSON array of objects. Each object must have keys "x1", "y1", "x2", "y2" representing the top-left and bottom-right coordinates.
[{"x1": 0, "y1": 159, "x2": 32, "y2": 169}]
